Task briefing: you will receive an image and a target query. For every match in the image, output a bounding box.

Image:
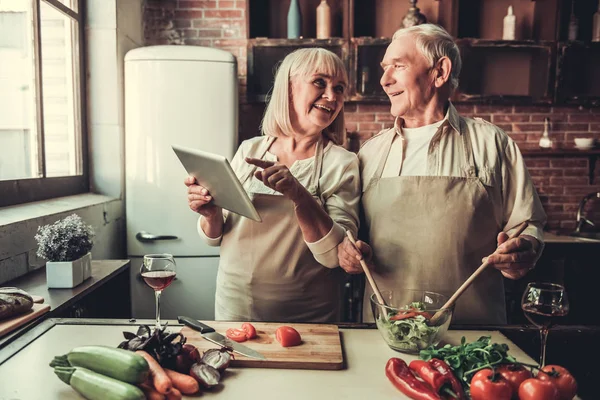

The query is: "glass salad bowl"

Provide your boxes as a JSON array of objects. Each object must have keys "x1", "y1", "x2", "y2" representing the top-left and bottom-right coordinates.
[{"x1": 371, "y1": 289, "x2": 454, "y2": 354}]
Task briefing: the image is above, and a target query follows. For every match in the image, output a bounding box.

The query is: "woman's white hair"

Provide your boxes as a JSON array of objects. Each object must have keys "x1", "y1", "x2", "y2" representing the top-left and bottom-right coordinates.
[
  {"x1": 260, "y1": 47, "x2": 348, "y2": 146},
  {"x1": 392, "y1": 24, "x2": 462, "y2": 90}
]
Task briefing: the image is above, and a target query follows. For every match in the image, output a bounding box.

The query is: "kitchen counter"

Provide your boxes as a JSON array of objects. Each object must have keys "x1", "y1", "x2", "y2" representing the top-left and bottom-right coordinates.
[
  {"x1": 544, "y1": 231, "x2": 600, "y2": 244},
  {"x1": 0, "y1": 319, "x2": 595, "y2": 399},
  {"x1": 0, "y1": 260, "x2": 131, "y2": 350}
]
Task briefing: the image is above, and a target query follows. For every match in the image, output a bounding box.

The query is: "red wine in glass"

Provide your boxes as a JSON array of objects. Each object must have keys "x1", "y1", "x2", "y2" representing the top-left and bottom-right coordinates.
[
  {"x1": 142, "y1": 270, "x2": 176, "y2": 291},
  {"x1": 141, "y1": 253, "x2": 177, "y2": 330},
  {"x1": 522, "y1": 303, "x2": 568, "y2": 329}
]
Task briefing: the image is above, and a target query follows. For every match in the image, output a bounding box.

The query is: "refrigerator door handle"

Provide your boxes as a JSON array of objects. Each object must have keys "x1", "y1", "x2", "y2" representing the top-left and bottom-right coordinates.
[{"x1": 135, "y1": 231, "x2": 179, "y2": 242}]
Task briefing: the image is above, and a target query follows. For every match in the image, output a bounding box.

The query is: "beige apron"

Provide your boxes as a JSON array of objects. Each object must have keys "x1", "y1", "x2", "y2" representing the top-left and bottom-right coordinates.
[
  {"x1": 215, "y1": 136, "x2": 343, "y2": 323},
  {"x1": 362, "y1": 121, "x2": 506, "y2": 325}
]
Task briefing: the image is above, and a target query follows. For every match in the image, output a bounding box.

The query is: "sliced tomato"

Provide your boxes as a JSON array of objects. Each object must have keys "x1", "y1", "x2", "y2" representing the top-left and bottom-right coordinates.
[
  {"x1": 225, "y1": 328, "x2": 248, "y2": 343},
  {"x1": 241, "y1": 322, "x2": 257, "y2": 339},
  {"x1": 389, "y1": 311, "x2": 417, "y2": 321},
  {"x1": 275, "y1": 326, "x2": 302, "y2": 347}
]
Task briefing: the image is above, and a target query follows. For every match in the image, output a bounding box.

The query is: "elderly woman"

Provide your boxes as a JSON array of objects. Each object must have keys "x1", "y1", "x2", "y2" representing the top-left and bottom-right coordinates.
[{"x1": 185, "y1": 48, "x2": 360, "y2": 323}]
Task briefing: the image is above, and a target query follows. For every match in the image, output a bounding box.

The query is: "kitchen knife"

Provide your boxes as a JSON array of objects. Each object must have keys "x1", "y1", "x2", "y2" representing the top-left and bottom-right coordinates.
[{"x1": 178, "y1": 316, "x2": 267, "y2": 360}]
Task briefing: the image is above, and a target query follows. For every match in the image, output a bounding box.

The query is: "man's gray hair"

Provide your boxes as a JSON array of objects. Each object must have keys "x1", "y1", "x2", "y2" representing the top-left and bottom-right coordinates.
[{"x1": 392, "y1": 24, "x2": 462, "y2": 90}]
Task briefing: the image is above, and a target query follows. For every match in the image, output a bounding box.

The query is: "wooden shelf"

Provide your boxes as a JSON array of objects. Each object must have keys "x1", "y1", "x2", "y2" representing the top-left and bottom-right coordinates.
[
  {"x1": 555, "y1": 41, "x2": 600, "y2": 107},
  {"x1": 521, "y1": 148, "x2": 600, "y2": 184}
]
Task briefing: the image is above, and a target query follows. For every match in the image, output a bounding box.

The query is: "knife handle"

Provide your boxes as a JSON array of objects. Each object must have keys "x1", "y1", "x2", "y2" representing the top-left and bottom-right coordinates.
[{"x1": 177, "y1": 316, "x2": 215, "y2": 333}]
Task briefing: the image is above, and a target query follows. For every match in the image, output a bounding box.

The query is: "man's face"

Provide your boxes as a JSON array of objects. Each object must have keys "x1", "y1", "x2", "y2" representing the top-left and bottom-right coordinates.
[{"x1": 380, "y1": 35, "x2": 436, "y2": 118}]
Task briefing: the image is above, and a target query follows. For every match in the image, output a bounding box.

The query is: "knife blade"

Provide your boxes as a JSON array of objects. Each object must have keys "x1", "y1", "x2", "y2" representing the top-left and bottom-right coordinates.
[{"x1": 178, "y1": 316, "x2": 267, "y2": 360}]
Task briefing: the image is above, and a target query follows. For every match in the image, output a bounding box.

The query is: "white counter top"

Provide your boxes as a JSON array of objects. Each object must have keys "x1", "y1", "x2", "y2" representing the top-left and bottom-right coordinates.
[{"x1": 0, "y1": 321, "x2": 537, "y2": 400}]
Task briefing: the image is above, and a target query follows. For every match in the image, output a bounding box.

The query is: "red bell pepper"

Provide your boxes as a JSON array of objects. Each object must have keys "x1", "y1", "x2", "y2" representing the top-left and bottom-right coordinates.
[
  {"x1": 385, "y1": 358, "x2": 441, "y2": 400},
  {"x1": 409, "y1": 359, "x2": 465, "y2": 399}
]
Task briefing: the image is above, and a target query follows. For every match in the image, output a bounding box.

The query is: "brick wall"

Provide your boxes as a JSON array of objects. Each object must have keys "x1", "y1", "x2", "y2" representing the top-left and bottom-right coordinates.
[{"x1": 143, "y1": 0, "x2": 600, "y2": 231}]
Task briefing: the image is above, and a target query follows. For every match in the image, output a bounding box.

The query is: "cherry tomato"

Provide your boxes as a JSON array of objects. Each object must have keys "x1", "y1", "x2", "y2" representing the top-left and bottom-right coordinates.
[
  {"x1": 470, "y1": 369, "x2": 513, "y2": 400},
  {"x1": 275, "y1": 326, "x2": 302, "y2": 347},
  {"x1": 537, "y1": 365, "x2": 577, "y2": 400},
  {"x1": 497, "y1": 364, "x2": 533, "y2": 395},
  {"x1": 519, "y1": 378, "x2": 560, "y2": 400},
  {"x1": 225, "y1": 328, "x2": 248, "y2": 343},
  {"x1": 241, "y1": 322, "x2": 257, "y2": 339}
]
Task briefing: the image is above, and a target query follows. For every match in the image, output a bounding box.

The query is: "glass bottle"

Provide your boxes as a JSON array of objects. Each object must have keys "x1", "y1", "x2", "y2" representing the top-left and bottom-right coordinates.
[
  {"x1": 539, "y1": 118, "x2": 553, "y2": 149},
  {"x1": 287, "y1": 0, "x2": 302, "y2": 39},
  {"x1": 402, "y1": 0, "x2": 427, "y2": 28},
  {"x1": 316, "y1": 0, "x2": 331, "y2": 39},
  {"x1": 592, "y1": 0, "x2": 600, "y2": 42},
  {"x1": 568, "y1": 0, "x2": 578, "y2": 41},
  {"x1": 502, "y1": 6, "x2": 516, "y2": 40}
]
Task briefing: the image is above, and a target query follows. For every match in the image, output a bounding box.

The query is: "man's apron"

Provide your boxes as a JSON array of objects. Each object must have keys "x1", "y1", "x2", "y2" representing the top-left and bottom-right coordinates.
[
  {"x1": 361, "y1": 122, "x2": 506, "y2": 324},
  {"x1": 216, "y1": 136, "x2": 343, "y2": 323}
]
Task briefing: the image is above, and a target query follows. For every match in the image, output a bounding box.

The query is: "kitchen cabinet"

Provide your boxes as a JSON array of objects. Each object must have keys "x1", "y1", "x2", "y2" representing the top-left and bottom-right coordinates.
[{"x1": 245, "y1": 0, "x2": 599, "y2": 105}]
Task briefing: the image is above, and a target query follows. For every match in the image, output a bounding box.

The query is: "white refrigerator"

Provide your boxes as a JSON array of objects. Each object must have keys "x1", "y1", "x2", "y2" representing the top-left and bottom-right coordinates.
[{"x1": 124, "y1": 46, "x2": 238, "y2": 320}]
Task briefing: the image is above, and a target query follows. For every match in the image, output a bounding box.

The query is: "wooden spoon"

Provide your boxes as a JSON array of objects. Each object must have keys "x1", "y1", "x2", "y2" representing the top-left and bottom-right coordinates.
[
  {"x1": 429, "y1": 221, "x2": 530, "y2": 325},
  {"x1": 345, "y1": 231, "x2": 387, "y2": 307}
]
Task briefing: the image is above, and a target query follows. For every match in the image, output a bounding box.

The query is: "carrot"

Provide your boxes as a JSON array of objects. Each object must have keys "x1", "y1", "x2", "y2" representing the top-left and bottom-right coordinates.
[
  {"x1": 136, "y1": 350, "x2": 173, "y2": 395},
  {"x1": 139, "y1": 383, "x2": 166, "y2": 400},
  {"x1": 164, "y1": 368, "x2": 200, "y2": 394},
  {"x1": 165, "y1": 387, "x2": 182, "y2": 400}
]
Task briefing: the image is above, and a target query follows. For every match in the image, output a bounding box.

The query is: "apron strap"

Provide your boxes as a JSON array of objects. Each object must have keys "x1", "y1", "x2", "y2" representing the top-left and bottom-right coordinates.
[
  {"x1": 366, "y1": 130, "x2": 396, "y2": 191},
  {"x1": 307, "y1": 137, "x2": 325, "y2": 197},
  {"x1": 239, "y1": 135, "x2": 276, "y2": 186},
  {"x1": 459, "y1": 118, "x2": 477, "y2": 178}
]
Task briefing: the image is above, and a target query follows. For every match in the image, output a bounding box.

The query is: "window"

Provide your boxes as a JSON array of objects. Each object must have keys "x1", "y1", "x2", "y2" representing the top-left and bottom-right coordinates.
[{"x1": 0, "y1": 0, "x2": 87, "y2": 207}]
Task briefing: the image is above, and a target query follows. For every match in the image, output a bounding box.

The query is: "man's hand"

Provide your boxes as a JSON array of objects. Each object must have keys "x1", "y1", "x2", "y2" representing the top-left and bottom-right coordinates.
[
  {"x1": 486, "y1": 233, "x2": 540, "y2": 280},
  {"x1": 337, "y1": 236, "x2": 374, "y2": 274},
  {"x1": 245, "y1": 158, "x2": 305, "y2": 202}
]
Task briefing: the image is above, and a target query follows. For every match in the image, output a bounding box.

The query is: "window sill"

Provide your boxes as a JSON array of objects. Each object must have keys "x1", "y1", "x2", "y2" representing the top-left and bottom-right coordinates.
[{"x1": 0, "y1": 193, "x2": 119, "y2": 227}]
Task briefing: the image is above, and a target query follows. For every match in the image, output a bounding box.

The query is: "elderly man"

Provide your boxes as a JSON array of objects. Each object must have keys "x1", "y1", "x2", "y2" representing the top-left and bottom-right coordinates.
[{"x1": 338, "y1": 24, "x2": 546, "y2": 324}]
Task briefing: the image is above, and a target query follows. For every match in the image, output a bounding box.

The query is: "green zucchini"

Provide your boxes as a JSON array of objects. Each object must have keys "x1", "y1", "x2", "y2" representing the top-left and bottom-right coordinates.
[
  {"x1": 54, "y1": 366, "x2": 145, "y2": 400},
  {"x1": 50, "y1": 345, "x2": 149, "y2": 384}
]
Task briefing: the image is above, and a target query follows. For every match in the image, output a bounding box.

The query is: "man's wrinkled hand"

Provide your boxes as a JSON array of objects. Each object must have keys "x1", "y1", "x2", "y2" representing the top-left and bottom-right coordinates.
[
  {"x1": 337, "y1": 236, "x2": 374, "y2": 274},
  {"x1": 485, "y1": 232, "x2": 539, "y2": 280}
]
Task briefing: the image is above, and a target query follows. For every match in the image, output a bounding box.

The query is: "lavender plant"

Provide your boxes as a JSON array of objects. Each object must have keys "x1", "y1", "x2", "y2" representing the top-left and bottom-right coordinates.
[{"x1": 34, "y1": 214, "x2": 95, "y2": 262}]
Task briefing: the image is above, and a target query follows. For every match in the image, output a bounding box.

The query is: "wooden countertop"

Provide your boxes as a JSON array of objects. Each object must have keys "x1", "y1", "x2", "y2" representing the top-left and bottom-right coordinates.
[
  {"x1": 0, "y1": 319, "x2": 539, "y2": 400},
  {"x1": 0, "y1": 260, "x2": 130, "y2": 349}
]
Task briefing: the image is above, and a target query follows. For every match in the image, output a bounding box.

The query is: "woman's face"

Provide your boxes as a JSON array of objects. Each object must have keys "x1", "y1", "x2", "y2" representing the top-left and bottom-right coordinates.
[{"x1": 289, "y1": 72, "x2": 346, "y2": 136}]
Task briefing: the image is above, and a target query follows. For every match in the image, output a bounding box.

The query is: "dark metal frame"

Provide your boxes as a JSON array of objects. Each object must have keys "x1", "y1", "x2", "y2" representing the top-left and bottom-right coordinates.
[{"x1": 0, "y1": 0, "x2": 89, "y2": 207}]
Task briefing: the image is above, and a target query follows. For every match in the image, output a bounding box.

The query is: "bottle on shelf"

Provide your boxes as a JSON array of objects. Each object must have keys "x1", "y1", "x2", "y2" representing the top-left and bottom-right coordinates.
[
  {"x1": 593, "y1": 0, "x2": 600, "y2": 42},
  {"x1": 568, "y1": 0, "x2": 578, "y2": 41},
  {"x1": 502, "y1": 6, "x2": 516, "y2": 40},
  {"x1": 287, "y1": 0, "x2": 302, "y2": 39},
  {"x1": 539, "y1": 118, "x2": 553, "y2": 149},
  {"x1": 316, "y1": 0, "x2": 331, "y2": 39}
]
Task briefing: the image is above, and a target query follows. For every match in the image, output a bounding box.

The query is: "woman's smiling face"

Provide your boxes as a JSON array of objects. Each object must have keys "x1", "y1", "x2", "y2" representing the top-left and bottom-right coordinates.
[{"x1": 289, "y1": 72, "x2": 346, "y2": 135}]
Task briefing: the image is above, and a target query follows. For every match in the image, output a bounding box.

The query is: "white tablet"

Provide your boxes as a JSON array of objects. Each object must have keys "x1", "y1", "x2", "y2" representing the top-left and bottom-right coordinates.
[{"x1": 172, "y1": 144, "x2": 261, "y2": 222}]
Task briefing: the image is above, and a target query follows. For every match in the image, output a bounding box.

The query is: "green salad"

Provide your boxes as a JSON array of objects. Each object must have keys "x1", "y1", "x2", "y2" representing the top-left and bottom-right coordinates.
[{"x1": 376, "y1": 302, "x2": 440, "y2": 352}]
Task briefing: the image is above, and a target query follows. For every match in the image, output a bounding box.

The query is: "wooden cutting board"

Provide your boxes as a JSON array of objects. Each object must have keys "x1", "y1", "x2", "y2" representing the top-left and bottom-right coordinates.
[
  {"x1": 0, "y1": 303, "x2": 51, "y2": 338},
  {"x1": 181, "y1": 321, "x2": 343, "y2": 370}
]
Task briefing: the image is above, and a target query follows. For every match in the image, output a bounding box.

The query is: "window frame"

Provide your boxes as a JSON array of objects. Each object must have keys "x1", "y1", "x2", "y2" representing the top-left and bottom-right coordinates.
[{"x1": 0, "y1": 0, "x2": 88, "y2": 207}]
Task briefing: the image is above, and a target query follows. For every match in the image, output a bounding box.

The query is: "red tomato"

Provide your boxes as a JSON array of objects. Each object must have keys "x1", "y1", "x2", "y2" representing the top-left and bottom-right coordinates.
[
  {"x1": 497, "y1": 364, "x2": 533, "y2": 395},
  {"x1": 470, "y1": 369, "x2": 513, "y2": 400},
  {"x1": 275, "y1": 326, "x2": 302, "y2": 347},
  {"x1": 519, "y1": 378, "x2": 560, "y2": 400},
  {"x1": 225, "y1": 328, "x2": 248, "y2": 343},
  {"x1": 537, "y1": 365, "x2": 578, "y2": 400},
  {"x1": 241, "y1": 322, "x2": 257, "y2": 339}
]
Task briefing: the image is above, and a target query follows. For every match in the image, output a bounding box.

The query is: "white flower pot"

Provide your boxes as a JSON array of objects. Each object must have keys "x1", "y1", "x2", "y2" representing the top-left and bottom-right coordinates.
[{"x1": 46, "y1": 253, "x2": 91, "y2": 288}]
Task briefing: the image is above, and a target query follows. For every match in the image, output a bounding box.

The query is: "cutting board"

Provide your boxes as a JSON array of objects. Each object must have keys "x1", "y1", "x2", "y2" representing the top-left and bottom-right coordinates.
[
  {"x1": 181, "y1": 321, "x2": 343, "y2": 370},
  {"x1": 0, "y1": 303, "x2": 51, "y2": 338}
]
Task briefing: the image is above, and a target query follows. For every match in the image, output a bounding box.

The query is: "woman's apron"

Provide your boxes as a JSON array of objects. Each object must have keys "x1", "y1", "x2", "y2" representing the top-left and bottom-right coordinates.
[
  {"x1": 361, "y1": 121, "x2": 506, "y2": 325},
  {"x1": 215, "y1": 136, "x2": 343, "y2": 323}
]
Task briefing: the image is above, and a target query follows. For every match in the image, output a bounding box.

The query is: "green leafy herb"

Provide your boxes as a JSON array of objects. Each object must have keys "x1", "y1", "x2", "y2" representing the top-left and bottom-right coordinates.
[{"x1": 419, "y1": 336, "x2": 517, "y2": 387}]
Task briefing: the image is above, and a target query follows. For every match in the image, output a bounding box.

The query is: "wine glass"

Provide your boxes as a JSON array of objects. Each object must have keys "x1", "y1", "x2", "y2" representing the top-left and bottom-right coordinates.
[
  {"x1": 521, "y1": 282, "x2": 569, "y2": 367},
  {"x1": 141, "y1": 254, "x2": 177, "y2": 330}
]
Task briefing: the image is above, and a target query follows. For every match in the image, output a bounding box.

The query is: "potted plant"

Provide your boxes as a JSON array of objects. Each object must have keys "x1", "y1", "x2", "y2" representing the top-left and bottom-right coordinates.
[{"x1": 35, "y1": 214, "x2": 95, "y2": 288}]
